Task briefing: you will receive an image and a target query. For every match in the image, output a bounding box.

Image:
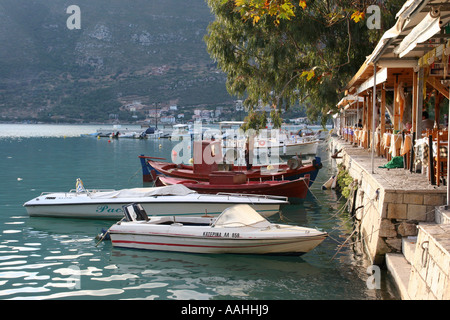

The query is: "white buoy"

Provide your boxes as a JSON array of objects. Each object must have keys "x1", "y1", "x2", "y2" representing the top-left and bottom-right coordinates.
[{"x1": 322, "y1": 175, "x2": 336, "y2": 190}]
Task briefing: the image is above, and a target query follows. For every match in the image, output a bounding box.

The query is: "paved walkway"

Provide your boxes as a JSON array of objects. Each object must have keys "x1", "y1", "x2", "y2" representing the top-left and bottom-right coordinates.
[{"x1": 332, "y1": 137, "x2": 447, "y2": 193}]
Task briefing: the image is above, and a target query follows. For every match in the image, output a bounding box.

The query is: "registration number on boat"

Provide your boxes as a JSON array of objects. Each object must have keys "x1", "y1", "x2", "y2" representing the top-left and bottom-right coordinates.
[
  {"x1": 203, "y1": 232, "x2": 240, "y2": 238},
  {"x1": 96, "y1": 205, "x2": 122, "y2": 213}
]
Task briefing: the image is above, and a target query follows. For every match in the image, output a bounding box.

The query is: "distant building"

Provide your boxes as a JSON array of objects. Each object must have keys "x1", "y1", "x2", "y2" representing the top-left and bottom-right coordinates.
[
  {"x1": 201, "y1": 110, "x2": 213, "y2": 118},
  {"x1": 292, "y1": 117, "x2": 309, "y2": 125},
  {"x1": 235, "y1": 100, "x2": 244, "y2": 111},
  {"x1": 215, "y1": 107, "x2": 223, "y2": 117},
  {"x1": 160, "y1": 116, "x2": 175, "y2": 124},
  {"x1": 124, "y1": 101, "x2": 144, "y2": 111}
]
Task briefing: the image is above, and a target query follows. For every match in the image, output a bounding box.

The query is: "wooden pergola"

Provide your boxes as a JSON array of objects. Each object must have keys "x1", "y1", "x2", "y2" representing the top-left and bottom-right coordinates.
[{"x1": 336, "y1": 0, "x2": 450, "y2": 202}]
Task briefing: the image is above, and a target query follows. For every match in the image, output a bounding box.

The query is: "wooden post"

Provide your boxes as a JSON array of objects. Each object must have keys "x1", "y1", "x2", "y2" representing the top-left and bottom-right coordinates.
[
  {"x1": 380, "y1": 85, "x2": 386, "y2": 157},
  {"x1": 410, "y1": 131, "x2": 415, "y2": 173},
  {"x1": 381, "y1": 85, "x2": 386, "y2": 136},
  {"x1": 434, "y1": 91, "x2": 440, "y2": 130},
  {"x1": 414, "y1": 67, "x2": 424, "y2": 136},
  {"x1": 371, "y1": 63, "x2": 377, "y2": 173},
  {"x1": 448, "y1": 95, "x2": 450, "y2": 205},
  {"x1": 394, "y1": 74, "x2": 400, "y2": 131},
  {"x1": 429, "y1": 134, "x2": 435, "y2": 185},
  {"x1": 368, "y1": 91, "x2": 373, "y2": 150},
  {"x1": 412, "y1": 71, "x2": 418, "y2": 134},
  {"x1": 365, "y1": 95, "x2": 370, "y2": 149}
]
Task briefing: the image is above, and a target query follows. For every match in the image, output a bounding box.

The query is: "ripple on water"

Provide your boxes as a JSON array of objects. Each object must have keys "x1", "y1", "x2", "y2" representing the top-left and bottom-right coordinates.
[{"x1": 10, "y1": 288, "x2": 125, "y2": 300}]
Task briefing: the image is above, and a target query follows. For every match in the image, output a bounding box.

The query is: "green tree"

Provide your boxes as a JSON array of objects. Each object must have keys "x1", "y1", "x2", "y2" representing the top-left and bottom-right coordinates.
[
  {"x1": 205, "y1": 0, "x2": 403, "y2": 126},
  {"x1": 242, "y1": 109, "x2": 267, "y2": 131}
]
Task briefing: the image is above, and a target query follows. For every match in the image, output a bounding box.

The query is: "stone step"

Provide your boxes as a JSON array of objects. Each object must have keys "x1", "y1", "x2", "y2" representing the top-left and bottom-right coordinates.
[
  {"x1": 385, "y1": 253, "x2": 411, "y2": 300},
  {"x1": 402, "y1": 236, "x2": 417, "y2": 264},
  {"x1": 435, "y1": 205, "x2": 450, "y2": 224}
]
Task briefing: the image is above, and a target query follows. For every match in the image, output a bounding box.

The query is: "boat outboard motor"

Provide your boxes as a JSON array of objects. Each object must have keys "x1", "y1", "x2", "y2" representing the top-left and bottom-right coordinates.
[{"x1": 122, "y1": 203, "x2": 149, "y2": 222}]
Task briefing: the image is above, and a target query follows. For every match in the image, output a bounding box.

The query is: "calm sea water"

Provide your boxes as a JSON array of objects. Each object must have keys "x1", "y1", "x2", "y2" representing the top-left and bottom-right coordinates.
[{"x1": 0, "y1": 124, "x2": 399, "y2": 300}]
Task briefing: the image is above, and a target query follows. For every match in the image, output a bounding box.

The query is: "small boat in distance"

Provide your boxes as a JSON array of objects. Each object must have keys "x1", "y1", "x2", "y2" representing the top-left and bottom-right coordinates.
[
  {"x1": 23, "y1": 179, "x2": 289, "y2": 219},
  {"x1": 109, "y1": 203, "x2": 328, "y2": 255},
  {"x1": 225, "y1": 129, "x2": 320, "y2": 157}
]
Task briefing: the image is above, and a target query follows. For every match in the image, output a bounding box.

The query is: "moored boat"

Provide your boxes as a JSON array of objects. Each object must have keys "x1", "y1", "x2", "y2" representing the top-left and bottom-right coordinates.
[
  {"x1": 156, "y1": 174, "x2": 310, "y2": 199},
  {"x1": 23, "y1": 179, "x2": 288, "y2": 219},
  {"x1": 253, "y1": 136, "x2": 319, "y2": 157},
  {"x1": 109, "y1": 203, "x2": 328, "y2": 255},
  {"x1": 226, "y1": 129, "x2": 320, "y2": 157},
  {"x1": 139, "y1": 140, "x2": 322, "y2": 184},
  {"x1": 314, "y1": 128, "x2": 330, "y2": 140}
]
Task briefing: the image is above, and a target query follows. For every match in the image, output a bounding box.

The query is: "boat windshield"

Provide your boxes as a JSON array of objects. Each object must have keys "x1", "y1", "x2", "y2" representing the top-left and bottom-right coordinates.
[
  {"x1": 212, "y1": 204, "x2": 271, "y2": 228},
  {"x1": 90, "y1": 184, "x2": 196, "y2": 199}
]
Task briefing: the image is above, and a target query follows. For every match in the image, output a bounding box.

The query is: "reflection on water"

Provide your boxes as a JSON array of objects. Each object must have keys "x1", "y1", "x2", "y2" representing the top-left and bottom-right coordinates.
[
  {"x1": 0, "y1": 209, "x2": 387, "y2": 300},
  {"x1": 0, "y1": 125, "x2": 400, "y2": 300}
]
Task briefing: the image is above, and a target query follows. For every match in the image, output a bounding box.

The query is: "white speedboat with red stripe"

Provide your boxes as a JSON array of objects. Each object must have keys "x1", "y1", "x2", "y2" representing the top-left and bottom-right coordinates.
[{"x1": 109, "y1": 203, "x2": 327, "y2": 256}]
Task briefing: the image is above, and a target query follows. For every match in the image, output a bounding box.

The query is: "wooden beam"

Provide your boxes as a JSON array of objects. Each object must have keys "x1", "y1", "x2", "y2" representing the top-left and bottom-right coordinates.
[
  {"x1": 426, "y1": 77, "x2": 449, "y2": 99},
  {"x1": 381, "y1": 86, "x2": 386, "y2": 136},
  {"x1": 394, "y1": 74, "x2": 400, "y2": 131}
]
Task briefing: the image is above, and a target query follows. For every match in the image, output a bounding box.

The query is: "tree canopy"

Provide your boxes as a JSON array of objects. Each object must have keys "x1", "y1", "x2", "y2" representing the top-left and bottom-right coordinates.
[{"x1": 205, "y1": 0, "x2": 403, "y2": 127}]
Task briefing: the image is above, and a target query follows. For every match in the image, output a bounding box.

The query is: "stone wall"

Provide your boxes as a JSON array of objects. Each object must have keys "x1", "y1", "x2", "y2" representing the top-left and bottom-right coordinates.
[
  {"x1": 332, "y1": 139, "x2": 445, "y2": 264},
  {"x1": 330, "y1": 137, "x2": 450, "y2": 299},
  {"x1": 408, "y1": 223, "x2": 450, "y2": 299},
  {"x1": 436, "y1": 206, "x2": 450, "y2": 224}
]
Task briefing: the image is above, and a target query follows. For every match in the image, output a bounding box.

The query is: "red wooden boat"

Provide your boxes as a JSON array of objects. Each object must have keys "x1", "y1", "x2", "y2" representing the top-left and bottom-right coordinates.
[
  {"x1": 155, "y1": 173, "x2": 310, "y2": 199},
  {"x1": 139, "y1": 140, "x2": 322, "y2": 185}
]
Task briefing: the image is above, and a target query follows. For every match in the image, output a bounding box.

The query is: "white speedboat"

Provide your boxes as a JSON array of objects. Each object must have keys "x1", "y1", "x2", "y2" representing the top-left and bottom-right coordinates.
[
  {"x1": 254, "y1": 136, "x2": 319, "y2": 156},
  {"x1": 117, "y1": 131, "x2": 147, "y2": 139},
  {"x1": 23, "y1": 180, "x2": 288, "y2": 220},
  {"x1": 109, "y1": 204, "x2": 327, "y2": 255},
  {"x1": 314, "y1": 129, "x2": 330, "y2": 140}
]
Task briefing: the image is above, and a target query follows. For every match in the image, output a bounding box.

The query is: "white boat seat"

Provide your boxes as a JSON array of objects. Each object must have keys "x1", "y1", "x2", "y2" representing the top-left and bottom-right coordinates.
[{"x1": 122, "y1": 203, "x2": 149, "y2": 222}]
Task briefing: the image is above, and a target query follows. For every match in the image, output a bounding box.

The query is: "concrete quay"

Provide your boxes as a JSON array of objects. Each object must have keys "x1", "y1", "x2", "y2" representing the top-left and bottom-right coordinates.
[{"x1": 330, "y1": 136, "x2": 450, "y2": 300}]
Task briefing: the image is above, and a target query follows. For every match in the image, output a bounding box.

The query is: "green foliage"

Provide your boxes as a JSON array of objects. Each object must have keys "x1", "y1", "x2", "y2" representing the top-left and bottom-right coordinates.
[
  {"x1": 336, "y1": 164, "x2": 355, "y2": 199},
  {"x1": 205, "y1": 0, "x2": 403, "y2": 127},
  {"x1": 241, "y1": 109, "x2": 267, "y2": 131}
]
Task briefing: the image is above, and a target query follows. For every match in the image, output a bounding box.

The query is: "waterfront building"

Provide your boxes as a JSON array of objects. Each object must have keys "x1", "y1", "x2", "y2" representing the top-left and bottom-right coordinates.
[{"x1": 331, "y1": 0, "x2": 450, "y2": 299}]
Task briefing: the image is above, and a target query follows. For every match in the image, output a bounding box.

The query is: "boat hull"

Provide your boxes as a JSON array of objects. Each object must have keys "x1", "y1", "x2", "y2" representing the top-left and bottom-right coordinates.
[
  {"x1": 254, "y1": 140, "x2": 319, "y2": 156},
  {"x1": 139, "y1": 155, "x2": 322, "y2": 185},
  {"x1": 24, "y1": 194, "x2": 286, "y2": 219},
  {"x1": 156, "y1": 176, "x2": 310, "y2": 199}
]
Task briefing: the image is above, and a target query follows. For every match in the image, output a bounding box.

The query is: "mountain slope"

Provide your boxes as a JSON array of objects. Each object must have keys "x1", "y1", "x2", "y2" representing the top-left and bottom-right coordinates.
[{"x1": 0, "y1": 0, "x2": 232, "y2": 122}]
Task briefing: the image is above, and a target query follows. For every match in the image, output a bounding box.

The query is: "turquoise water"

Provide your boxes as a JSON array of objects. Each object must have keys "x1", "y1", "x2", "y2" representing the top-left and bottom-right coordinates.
[{"x1": 0, "y1": 124, "x2": 399, "y2": 300}]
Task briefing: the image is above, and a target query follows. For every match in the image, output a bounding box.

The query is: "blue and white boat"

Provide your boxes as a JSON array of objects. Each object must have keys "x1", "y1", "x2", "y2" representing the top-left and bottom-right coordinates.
[{"x1": 23, "y1": 179, "x2": 288, "y2": 220}]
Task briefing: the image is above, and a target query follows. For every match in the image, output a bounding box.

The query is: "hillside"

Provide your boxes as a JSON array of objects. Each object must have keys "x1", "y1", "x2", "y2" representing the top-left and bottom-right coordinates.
[{"x1": 0, "y1": 0, "x2": 233, "y2": 122}]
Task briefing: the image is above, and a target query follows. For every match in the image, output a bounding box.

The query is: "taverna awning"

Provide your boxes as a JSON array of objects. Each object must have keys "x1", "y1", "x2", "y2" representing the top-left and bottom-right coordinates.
[
  {"x1": 366, "y1": 0, "x2": 450, "y2": 66},
  {"x1": 338, "y1": 0, "x2": 450, "y2": 198},
  {"x1": 337, "y1": 95, "x2": 364, "y2": 110}
]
